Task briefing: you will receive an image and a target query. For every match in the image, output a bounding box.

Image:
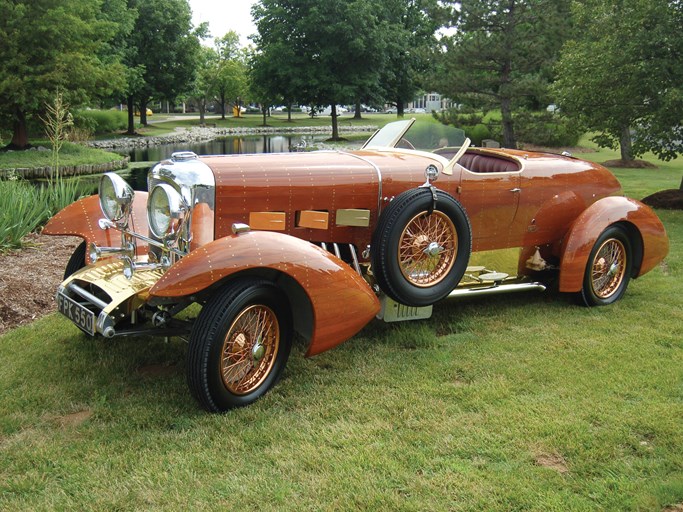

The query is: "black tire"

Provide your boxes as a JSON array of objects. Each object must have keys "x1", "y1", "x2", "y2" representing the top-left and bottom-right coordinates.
[
  {"x1": 187, "y1": 279, "x2": 292, "y2": 412},
  {"x1": 371, "y1": 188, "x2": 471, "y2": 307},
  {"x1": 64, "y1": 241, "x2": 86, "y2": 279},
  {"x1": 579, "y1": 225, "x2": 633, "y2": 306}
]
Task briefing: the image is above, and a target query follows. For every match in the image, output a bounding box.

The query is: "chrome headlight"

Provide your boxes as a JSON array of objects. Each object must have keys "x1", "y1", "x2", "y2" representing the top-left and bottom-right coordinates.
[
  {"x1": 99, "y1": 173, "x2": 134, "y2": 224},
  {"x1": 148, "y1": 183, "x2": 185, "y2": 239}
]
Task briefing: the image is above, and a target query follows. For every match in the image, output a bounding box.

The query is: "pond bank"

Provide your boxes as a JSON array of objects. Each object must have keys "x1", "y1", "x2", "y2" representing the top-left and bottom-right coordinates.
[{"x1": 88, "y1": 125, "x2": 376, "y2": 150}]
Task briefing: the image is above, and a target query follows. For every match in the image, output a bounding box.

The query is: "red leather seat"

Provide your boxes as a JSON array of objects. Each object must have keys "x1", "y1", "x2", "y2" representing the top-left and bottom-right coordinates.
[{"x1": 458, "y1": 153, "x2": 520, "y2": 173}]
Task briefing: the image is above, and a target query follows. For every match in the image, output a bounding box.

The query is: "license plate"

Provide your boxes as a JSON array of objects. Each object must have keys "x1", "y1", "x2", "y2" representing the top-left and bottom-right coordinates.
[{"x1": 57, "y1": 291, "x2": 96, "y2": 336}]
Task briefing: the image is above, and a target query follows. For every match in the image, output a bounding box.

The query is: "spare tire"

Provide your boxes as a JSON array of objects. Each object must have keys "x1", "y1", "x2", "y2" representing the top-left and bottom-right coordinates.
[{"x1": 371, "y1": 188, "x2": 471, "y2": 307}]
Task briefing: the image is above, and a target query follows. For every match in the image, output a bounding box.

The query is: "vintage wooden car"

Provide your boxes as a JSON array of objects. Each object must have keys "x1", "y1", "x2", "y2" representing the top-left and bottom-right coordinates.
[{"x1": 44, "y1": 119, "x2": 669, "y2": 412}]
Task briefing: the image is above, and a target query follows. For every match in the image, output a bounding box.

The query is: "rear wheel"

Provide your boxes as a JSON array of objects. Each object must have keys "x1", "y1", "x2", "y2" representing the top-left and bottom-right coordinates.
[
  {"x1": 187, "y1": 279, "x2": 292, "y2": 412},
  {"x1": 580, "y1": 226, "x2": 633, "y2": 306}
]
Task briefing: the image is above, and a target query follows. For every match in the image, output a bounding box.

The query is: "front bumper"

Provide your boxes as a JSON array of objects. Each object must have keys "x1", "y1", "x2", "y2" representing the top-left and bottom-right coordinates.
[{"x1": 57, "y1": 260, "x2": 165, "y2": 337}]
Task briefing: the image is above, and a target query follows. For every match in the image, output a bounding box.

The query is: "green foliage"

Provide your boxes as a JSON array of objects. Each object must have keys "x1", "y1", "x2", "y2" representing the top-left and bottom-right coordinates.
[
  {"x1": 0, "y1": 142, "x2": 124, "y2": 170},
  {"x1": 435, "y1": 0, "x2": 572, "y2": 148},
  {"x1": 125, "y1": 0, "x2": 202, "y2": 128},
  {"x1": 435, "y1": 109, "x2": 500, "y2": 146},
  {"x1": 73, "y1": 109, "x2": 128, "y2": 135},
  {"x1": 0, "y1": 0, "x2": 126, "y2": 147},
  {"x1": 0, "y1": 176, "x2": 88, "y2": 250},
  {"x1": 514, "y1": 111, "x2": 582, "y2": 147},
  {"x1": 212, "y1": 36, "x2": 249, "y2": 119},
  {"x1": 0, "y1": 179, "x2": 49, "y2": 250},
  {"x1": 553, "y1": 0, "x2": 683, "y2": 161},
  {"x1": 251, "y1": 0, "x2": 401, "y2": 137}
]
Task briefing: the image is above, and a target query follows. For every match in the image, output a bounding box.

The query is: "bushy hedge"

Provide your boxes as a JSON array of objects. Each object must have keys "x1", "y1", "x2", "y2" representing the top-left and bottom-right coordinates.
[
  {"x1": 514, "y1": 111, "x2": 583, "y2": 147},
  {"x1": 73, "y1": 109, "x2": 128, "y2": 135},
  {"x1": 435, "y1": 108, "x2": 583, "y2": 148}
]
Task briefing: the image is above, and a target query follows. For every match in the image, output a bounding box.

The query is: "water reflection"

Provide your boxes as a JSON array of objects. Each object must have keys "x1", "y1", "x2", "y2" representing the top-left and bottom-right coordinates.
[{"x1": 119, "y1": 134, "x2": 329, "y2": 162}]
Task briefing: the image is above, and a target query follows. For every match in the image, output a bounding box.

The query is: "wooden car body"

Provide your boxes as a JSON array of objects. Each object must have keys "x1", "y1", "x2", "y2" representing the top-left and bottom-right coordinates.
[{"x1": 43, "y1": 119, "x2": 669, "y2": 411}]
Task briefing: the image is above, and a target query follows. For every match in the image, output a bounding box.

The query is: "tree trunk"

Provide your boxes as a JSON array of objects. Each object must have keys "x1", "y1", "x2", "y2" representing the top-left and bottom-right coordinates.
[
  {"x1": 199, "y1": 98, "x2": 206, "y2": 126},
  {"x1": 397, "y1": 99, "x2": 405, "y2": 118},
  {"x1": 261, "y1": 105, "x2": 268, "y2": 126},
  {"x1": 126, "y1": 96, "x2": 136, "y2": 135},
  {"x1": 220, "y1": 92, "x2": 226, "y2": 120},
  {"x1": 620, "y1": 125, "x2": 634, "y2": 161},
  {"x1": 500, "y1": 96, "x2": 516, "y2": 149},
  {"x1": 354, "y1": 99, "x2": 362, "y2": 120},
  {"x1": 9, "y1": 108, "x2": 30, "y2": 149},
  {"x1": 331, "y1": 104, "x2": 340, "y2": 140},
  {"x1": 287, "y1": 102, "x2": 292, "y2": 122},
  {"x1": 139, "y1": 97, "x2": 149, "y2": 126}
]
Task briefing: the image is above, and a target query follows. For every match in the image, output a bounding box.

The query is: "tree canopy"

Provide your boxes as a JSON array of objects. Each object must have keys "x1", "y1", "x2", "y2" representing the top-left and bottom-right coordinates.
[
  {"x1": 124, "y1": 0, "x2": 203, "y2": 130},
  {"x1": 0, "y1": 0, "x2": 125, "y2": 148},
  {"x1": 434, "y1": 0, "x2": 571, "y2": 148},
  {"x1": 553, "y1": 0, "x2": 683, "y2": 161},
  {"x1": 252, "y1": 0, "x2": 390, "y2": 139}
]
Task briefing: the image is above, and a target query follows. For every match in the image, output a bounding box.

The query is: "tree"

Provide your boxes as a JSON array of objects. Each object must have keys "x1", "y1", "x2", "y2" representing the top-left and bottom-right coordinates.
[
  {"x1": 212, "y1": 32, "x2": 249, "y2": 120},
  {"x1": 123, "y1": 0, "x2": 203, "y2": 133},
  {"x1": 189, "y1": 46, "x2": 219, "y2": 126},
  {"x1": 0, "y1": 0, "x2": 125, "y2": 149},
  {"x1": 435, "y1": 0, "x2": 571, "y2": 148},
  {"x1": 252, "y1": 0, "x2": 388, "y2": 140},
  {"x1": 554, "y1": 0, "x2": 683, "y2": 162},
  {"x1": 380, "y1": 0, "x2": 445, "y2": 117}
]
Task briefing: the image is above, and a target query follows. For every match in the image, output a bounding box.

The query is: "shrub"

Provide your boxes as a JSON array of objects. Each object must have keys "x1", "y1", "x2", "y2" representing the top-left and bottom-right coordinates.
[
  {"x1": 465, "y1": 124, "x2": 492, "y2": 146},
  {"x1": 0, "y1": 179, "x2": 49, "y2": 250},
  {"x1": 0, "y1": 176, "x2": 90, "y2": 251},
  {"x1": 514, "y1": 111, "x2": 583, "y2": 147},
  {"x1": 73, "y1": 109, "x2": 127, "y2": 135}
]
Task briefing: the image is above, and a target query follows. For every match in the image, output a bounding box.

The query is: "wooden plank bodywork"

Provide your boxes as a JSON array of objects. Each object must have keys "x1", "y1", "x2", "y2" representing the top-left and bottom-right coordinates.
[
  {"x1": 43, "y1": 193, "x2": 150, "y2": 263},
  {"x1": 199, "y1": 148, "x2": 627, "y2": 266},
  {"x1": 558, "y1": 197, "x2": 669, "y2": 292},
  {"x1": 149, "y1": 230, "x2": 380, "y2": 357}
]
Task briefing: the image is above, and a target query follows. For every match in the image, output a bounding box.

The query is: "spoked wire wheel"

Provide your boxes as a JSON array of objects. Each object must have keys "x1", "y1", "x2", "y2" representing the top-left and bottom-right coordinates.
[
  {"x1": 580, "y1": 225, "x2": 633, "y2": 307},
  {"x1": 187, "y1": 279, "x2": 292, "y2": 412},
  {"x1": 221, "y1": 305, "x2": 280, "y2": 395},
  {"x1": 371, "y1": 188, "x2": 471, "y2": 307},
  {"x1": 589, "y1": 238, "x2": 627, "y2": 299},
  {"x1": 398, "y1": 211, "x2": 457, "y2": 287}
]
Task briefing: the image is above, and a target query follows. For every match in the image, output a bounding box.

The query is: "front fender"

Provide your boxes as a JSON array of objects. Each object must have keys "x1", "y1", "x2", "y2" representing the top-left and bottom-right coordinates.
[
  {"x1": 149, "y1": 231, "x2": 380, "y2": 357},
  {"x1": 43, "y1": 193, "x2": 150, "y2": 263},
  {"x1": 559, "y1": 196, "x2": 669, "y2": 292}
]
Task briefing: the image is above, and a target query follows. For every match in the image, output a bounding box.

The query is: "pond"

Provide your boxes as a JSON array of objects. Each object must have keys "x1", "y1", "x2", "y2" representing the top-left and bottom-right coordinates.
[{"x1": 117, "y1": 134, "x2": 347, "y2": 162}]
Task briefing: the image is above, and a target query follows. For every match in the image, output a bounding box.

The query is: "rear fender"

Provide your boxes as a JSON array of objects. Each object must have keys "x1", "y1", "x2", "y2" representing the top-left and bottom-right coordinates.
[
  {"x1": 559, "y1": 196, "x2": 669, "y2": 292},
  {"x1": 149, "y1": 231, "x2": 380, "y2": 357},
  {"x1": 43, "y1": 193, "x2": 150, "y2": 264}
]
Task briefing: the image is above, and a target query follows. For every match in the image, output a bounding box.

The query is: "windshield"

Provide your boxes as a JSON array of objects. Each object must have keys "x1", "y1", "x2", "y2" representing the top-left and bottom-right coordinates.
[{"x1": 363, "y1": 119, "x2": 467, "y2": 152}]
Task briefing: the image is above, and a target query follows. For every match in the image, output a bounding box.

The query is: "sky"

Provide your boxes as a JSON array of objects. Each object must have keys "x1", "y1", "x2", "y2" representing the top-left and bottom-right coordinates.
[{"x1": 189, "y1": 0, "x2": 258, "y2": 47}]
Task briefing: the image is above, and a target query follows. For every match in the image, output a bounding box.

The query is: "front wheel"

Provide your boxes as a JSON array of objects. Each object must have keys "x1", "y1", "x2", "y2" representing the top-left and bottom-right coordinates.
[
  {"x1": 580, "y1": 225, "x2": 633, "y2": 306},
  {"x1": 64, "y1": 241, "x2": 86, "y2": 279},
  {"x1": 187, "y1": 279, "x2": 292, "y2": 412}
]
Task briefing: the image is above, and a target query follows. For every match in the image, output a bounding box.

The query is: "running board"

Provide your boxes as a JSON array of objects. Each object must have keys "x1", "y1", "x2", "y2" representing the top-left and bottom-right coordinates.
[
  {"x1": 378, "y1": 281, "x2": 546, "y2": 323},
  {"x1": 447, "y1": 281, "x2": 546, "y2": 299}
]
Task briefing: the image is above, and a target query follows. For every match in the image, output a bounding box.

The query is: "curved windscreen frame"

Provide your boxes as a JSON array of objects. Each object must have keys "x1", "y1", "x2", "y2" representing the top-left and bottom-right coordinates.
[{"x1": 362, "y1": 119, "x2": 415, "y2": 149}]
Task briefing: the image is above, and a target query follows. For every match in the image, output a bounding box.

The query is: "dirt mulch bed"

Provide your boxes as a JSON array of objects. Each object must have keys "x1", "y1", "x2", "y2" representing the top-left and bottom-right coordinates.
[
  {"x1": 642, "y1": 189, "x2": 683, "y2": 210},
  {"x1": 602, "y1": 159, "x2": 659, "y2": 169},
  {"x1": 0, "y1": 234, "x2": 80, "y2": 336},
  {"x1": 518, "y1": 144, "x2": 594, "y2": 155}
]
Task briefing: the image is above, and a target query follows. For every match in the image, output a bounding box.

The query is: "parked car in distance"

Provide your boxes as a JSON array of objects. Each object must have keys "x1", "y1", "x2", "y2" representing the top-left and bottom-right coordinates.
[{"x1": 45, "y1": 119, "x2": 669, "y2": 412}]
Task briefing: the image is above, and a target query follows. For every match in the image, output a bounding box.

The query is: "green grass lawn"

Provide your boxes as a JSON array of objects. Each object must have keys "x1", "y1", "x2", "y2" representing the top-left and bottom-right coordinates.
[
  {"x1": 127, "y1": 112, "x2": 423, "y2": 137},
  {"x1": 0, "y1": 142, "x2": 125, "y2": 170},
  {"x1": 1, "y1": 139, "x2": 681, "y2": 510}
]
